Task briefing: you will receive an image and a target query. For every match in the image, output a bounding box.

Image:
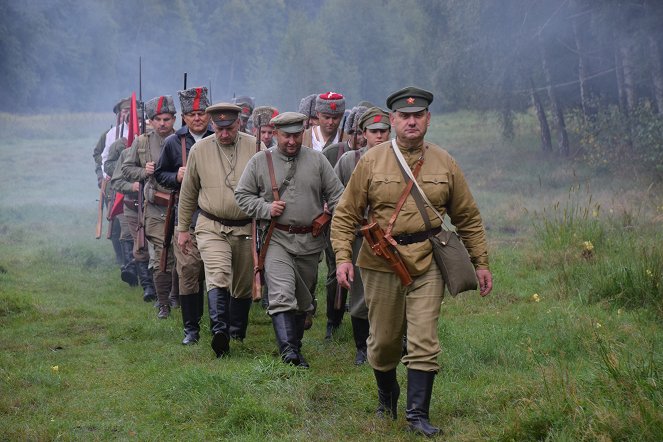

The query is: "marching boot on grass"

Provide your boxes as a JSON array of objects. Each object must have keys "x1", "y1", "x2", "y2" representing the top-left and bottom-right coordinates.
[
  {"x1": 135, "y1": 260, "x2": 156, "y2": 303},
  {"x1": 120, "y1": 239, "x2": 138, "y2": 287},
  {"x1": 229, "y1": 296, "x2": 252, "y2": 341},
  {"x1": 405, "y1": 369, "x2": 441, "y2": 437},
  {"x1": 294, "y1": 312, "x2": 310, "y2": 368},
  {"x1": 271, "y1": 311, "x2": 302, "y2": 366},
  {"x1": 180, "y1": 290, "x2": 204, "y2": 345},
  {"x1": 169, "y1": 270, "x2": 180, "y2": 309},
  {"x1": 374, "y1": 368, "x2": 399, "y2": 420},
  {"x1": 208, "y1": 287, "x2": 231, "y2": 357},
  {"x1": 153, "y1": 270, "x2": 172, "y2": 319},
  {"x1": 351, "y1": 316, "x2": 369, "y2": 365}
]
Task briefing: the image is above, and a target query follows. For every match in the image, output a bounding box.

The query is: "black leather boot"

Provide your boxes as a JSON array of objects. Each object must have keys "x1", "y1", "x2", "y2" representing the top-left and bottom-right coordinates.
[
  {"x1": 351, "y1": 316, "x2": 369, "y2": 365},
  {"x1": 135, "y1": 260, "x2": 156, "y2": 303},
  {"x1": 374, "y1": 368, "x2": 399, "y2": 420},
  {"x1": 229, "y1": 297, "x2": 252, "y2": 341},
  {"x1": 180, "y1": 294, "x2": 200, "y2": 345},
  {"x1": 110, "y1": 218, "x2": 123, "y2": 265},
  {"x1": 208, "y1": 288, "x2": 230, "y2": 357},
  {"x1": 294, "y1": 313, "x2": 310, "y2": 368},
  {"x1": 120, "y1": 240, "x2": 138, "y2": 286},
  {"x1": 169, "y1": 271, "x2": 180, "y2": 309},
  {"x1": 271, "y1": 312, "x2": 300, "y2": 366},
  {"x1": 406, "y1": 369, "x2": 441, "y2": 437}
]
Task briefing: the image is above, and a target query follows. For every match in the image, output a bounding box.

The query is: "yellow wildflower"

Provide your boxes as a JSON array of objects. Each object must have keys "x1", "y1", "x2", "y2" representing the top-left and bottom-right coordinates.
[
  {"x1": 51, "y1": 365, "x2": 59, "y2": 372},
  {"x1": 531, "y1": 293, "x2": 541, "y2": 302}
]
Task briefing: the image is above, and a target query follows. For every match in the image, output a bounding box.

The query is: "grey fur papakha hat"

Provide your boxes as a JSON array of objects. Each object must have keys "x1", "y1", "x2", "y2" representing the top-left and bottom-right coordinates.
[
  {"x1": 145, "y1": 95, "x2": 176, "y2": 119},
  {"x1": 315, "y1": 92, "x2": 345, "y2": 115},
  {"x1": 344, "y1": 105, "x2": 369, "y2": 133},
  {"x1": 298, "y1": 94, "x2": 318, "y2": 117},
  {"x1": 178, "y1": 87, "x2": 210, "y2": 114},
  {"x1": 252, "y1": 106, "x2": 279, "y2": 128},
  {"x1": 270, "y1": 112, "x2": 307, "y2": 133}
]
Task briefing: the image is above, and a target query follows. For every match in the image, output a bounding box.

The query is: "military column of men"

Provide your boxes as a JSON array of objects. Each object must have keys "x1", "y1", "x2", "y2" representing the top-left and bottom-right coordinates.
[{"x1": 95, "y1": 85, "x2": 493, "y2": 438}]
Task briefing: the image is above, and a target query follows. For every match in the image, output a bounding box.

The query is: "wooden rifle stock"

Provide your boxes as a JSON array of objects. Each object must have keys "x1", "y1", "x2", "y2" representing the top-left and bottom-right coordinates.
[
  {"x1": 136, "y1": 181, "x2": 146, "y2": 251},
  {"x1": 159, "y1": 190, "x2": 177, "y2": 272},
  {"x1": 95, "y1": 179, "x2": 107, "y2": 239},
  {"x1": 251, "y1": 123, "x2": 263, "y2": 302},
  {"x1": 360, "y1": 222, "x2": 413, "y2": 286}
]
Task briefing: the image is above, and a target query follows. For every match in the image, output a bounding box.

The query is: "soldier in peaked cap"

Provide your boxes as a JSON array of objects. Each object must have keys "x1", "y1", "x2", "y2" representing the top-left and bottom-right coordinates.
[
  {"x1": 332, "y1": 87, "x2": 493, "y2": 437},
  {"x1": 177, "y1": 102, "x2": 264, "y2": 358},
  {"x1": 252, "y1": 106, "x2": 279, "y2": 149},
  {"x1": 302, "y1": 92, "x2": 346, "y2": 151},
  {"x1": 154, "y1": 87, "x2": 214, "y2": 345},
  {"x1": 122, "y1": 95, "x2": 178, "y2": 320},
  {"x1": 298, "y1": 94, "x2": 319, "y2": 129},
  {"x1": 235, "y1": 112, "x2": 345, "y2": 368},
  {"x1": 332, "y1": 107, "x2": 391, "y2": 365},
  {"x1": 319, "y1": 104, "x2": 369, "y2": 341}
]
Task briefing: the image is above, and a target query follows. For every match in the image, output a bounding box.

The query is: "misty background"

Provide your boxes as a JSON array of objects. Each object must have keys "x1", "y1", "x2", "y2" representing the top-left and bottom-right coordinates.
[{"x1": 2, "y1": 0, "x2": 662, "y2": 122}]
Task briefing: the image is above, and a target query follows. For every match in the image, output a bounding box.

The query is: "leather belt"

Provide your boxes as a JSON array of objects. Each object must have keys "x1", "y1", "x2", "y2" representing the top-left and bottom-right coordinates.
[
  {"x1": 200, "y1": 210, "x2": 251, "y2": 227},
  {"x1": 274, "y1": 223, "x2": 313, "y2": 234},
  {"x1": 392, "y1": 226, "x2": 442, "y2": 245},
  {"x1": 124, "y1": 198, "x2": 138, "y2": 209}
]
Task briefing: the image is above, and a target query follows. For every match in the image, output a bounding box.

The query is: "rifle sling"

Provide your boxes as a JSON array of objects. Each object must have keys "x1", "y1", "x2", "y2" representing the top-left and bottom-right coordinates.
[
  {"x1": 181, "y1": 135, "x2": 187, "y2": 168},
  {"x1": 256, "y1": 150, "x2": 280, "y2": 270}
]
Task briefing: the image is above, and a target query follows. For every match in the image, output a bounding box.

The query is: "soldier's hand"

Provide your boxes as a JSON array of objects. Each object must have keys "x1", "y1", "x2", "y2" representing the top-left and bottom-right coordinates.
[
  {"x1": 270, "y1": 200, "x2": 286, "y2": 217},
  {"x1": 177, "y1": 166, "x2": 186, "y2": 183},
  {"x1": 336, "y1": 262, "x2": 354, "y2": 290},
  {"x1": 131, "y1": 182, "x2": 140, "y2": 192},
  {"x1": 177, "y1": 231, "x2": 192, "y2": 255},
  {"x1": 476, "y1": 269, "x2": 493, "y2": 297},
  {"x1": 145, "y1": 161, "x2": 155, "y2": 176}
]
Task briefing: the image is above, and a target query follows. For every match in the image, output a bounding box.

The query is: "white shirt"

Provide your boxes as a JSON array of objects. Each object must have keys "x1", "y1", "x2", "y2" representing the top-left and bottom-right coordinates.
[
  {"x1": 101, "y1": 124, "x2": 129, "y2": 178},
  {"x1": 311, "y1": 126, "x2": 340, "y2": 152}
]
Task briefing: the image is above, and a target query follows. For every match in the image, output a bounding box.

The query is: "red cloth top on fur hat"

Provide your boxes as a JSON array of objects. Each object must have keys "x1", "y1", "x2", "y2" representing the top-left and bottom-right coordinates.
[{"x1": 319, "y1": 92, "x2": 344, "y2": 100}]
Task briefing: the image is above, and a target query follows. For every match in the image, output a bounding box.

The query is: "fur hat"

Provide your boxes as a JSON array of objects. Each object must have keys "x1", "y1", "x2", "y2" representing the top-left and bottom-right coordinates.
[
  {"x1": 344, "y1": 106, "x2": 369, "y2": 133},
  {"x1": 315, "y1": 92, "x2": 345, "y2": 115},
  {"x1": 145, "y1": 95, "x2": 176, "y2": 119},
  {"x1": 298, "y1": 94, "x2": 318, "y2": 117},
  {"x1": 232, "y1": 95, "x2": 254, "y2": 120},
  {"x1": 252, "y1": 106, "x2": 279, "y2": 128},
  {"x1": 178, "y1": 87, "x2": 210, "y2": 114}
]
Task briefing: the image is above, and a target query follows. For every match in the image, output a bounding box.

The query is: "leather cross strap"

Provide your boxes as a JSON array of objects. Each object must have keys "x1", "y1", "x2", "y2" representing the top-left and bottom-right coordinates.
[
  {"x1": 256, "y1": 151, "x2": 280, "y2": 271},
  {"x1": 383, "y1": 154, "x2": 424, "y2": 246},
  {"x1": 181, "y1": 135, "x2": 187, "y2": 167}
]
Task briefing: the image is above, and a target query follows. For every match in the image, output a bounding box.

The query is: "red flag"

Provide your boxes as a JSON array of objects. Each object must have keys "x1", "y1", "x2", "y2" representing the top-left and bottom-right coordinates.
[{"x1": 109, "y1": 92, "x2": 140, "y2": 220}]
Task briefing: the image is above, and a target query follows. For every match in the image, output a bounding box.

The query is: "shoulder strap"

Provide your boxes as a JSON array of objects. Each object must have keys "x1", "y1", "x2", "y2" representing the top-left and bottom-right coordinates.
[
  {"x1": 391, "y1": 139, "x2": 449, "y2": 229},
  {"x1": 383, "y1": 153, "x2": 424, "y2": 245},
  {"x1": 180, "y1": 135, "x2": 187, "y2": 167},
  {"x1": 258, "y1": 150, "x2": 279, "y2": 271},
  {"x1": 265, "y1": 150, "x2": 280, "y2": 200}
]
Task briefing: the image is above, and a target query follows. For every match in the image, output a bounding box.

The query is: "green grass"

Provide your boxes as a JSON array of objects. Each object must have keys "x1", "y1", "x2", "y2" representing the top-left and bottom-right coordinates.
[{"x1": 1, "y1": 112, "x2": 662, "y2": 440}]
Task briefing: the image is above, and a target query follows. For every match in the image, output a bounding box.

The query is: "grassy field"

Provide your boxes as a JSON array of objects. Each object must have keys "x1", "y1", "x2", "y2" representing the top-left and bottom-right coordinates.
[{"x1": 1, "y1": 112, "x2": 662, "y2": 441}]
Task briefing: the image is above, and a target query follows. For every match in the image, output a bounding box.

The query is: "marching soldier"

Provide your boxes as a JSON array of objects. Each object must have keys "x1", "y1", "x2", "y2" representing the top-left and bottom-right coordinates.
[
  {"x1": 332, "y1": 87, "x2": 492, "y2": 436},
  {"x1": 122, "y1": 95, "x2": 177, "y2": 319},
  {"x1": 155, "y1": 87, "x2": 214, "y2": 345},
  {"x1": 177, "y1": 103, "x2": 262, "y2": 357},
  {"x1": 252, "y1": 106, "x2": 279, "y2": 149},
  {"x1": 320, "y1": 105, "x2": 369, "y2": 340},
  {"x1": 333, "y1": 107, "x2": 391, "y2": 365},
  {"x1": 302, "y1": 92, "x2": 346, "y2": 151},
  {"x1": 298, "y1": 94, "x2": 319, "y2": 129},
  {"x1": 233, "y1": 95, "x2": 255, "y2": 134},
  {"x1": 235, "y1": 112, "x2": 345, "y2": 368}
]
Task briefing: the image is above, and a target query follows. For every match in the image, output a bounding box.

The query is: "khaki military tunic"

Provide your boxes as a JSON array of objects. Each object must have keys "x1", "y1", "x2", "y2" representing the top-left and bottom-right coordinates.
[
  {"x1": 331, "y1": 139, "x2": 489, "y2": 372},
  {"x1": 178, "y1": 132, "x2": 261, "y2": 296},
  {"x1": 235, "y1": 146, "x2": 345, "y2": 314}
]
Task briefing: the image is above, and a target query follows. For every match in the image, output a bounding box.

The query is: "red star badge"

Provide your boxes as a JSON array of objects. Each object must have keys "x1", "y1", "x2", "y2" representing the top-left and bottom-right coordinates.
[{"x1": 406, "y1": 97, "x2": 415, "y2": 104}]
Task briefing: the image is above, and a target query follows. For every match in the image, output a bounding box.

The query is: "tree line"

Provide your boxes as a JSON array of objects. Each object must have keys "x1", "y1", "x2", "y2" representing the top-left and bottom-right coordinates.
[{"x1": 2, "y1": 0, "x2": 662, "y2": 173}]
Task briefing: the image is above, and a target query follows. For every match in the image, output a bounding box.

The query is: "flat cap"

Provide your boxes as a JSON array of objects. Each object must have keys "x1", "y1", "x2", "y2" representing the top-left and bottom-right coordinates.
[
  {"x1": 113, "y1": 96, "x2": 131, "y2": 114},
  {"x1": 270, "y1": 112, "x2": 307, "y2": 134},
  {"x1": 206, "y1": 102, "x2": 241, "y2": 127},
  {"x1": 386, "y1": 86, "x2": 433, "y2": 113},
  {"x1": 358, "y1": 107, "x2": 391, "y2": 131}
]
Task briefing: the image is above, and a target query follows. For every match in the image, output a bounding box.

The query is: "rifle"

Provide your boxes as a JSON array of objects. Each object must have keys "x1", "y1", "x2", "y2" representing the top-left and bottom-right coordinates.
[
  {"x1": 360, "y1": 222, "x2": 413, "y2": 286},
  {"x1": 251, "y1": 117, "x2": 264, "y2": 302},
  {"x1": 95, "y1": 178, "x2": 107, "y2": 239},
  {"x1": 306, "y1": 97, "x2": 314, "y2": 129},
  {"x1": 160, "y1": 133, "x2": 187, "y2": 272},
  {"x1": 135, "y1": 57, "x2": 147, "y2": 251},
  {"x1": 181, "y1": 72, "x2": 187, "y2": 128}
]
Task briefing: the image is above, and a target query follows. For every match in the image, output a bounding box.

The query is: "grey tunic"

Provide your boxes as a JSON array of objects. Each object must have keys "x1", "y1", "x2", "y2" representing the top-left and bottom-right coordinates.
[{"x1": 234, "y1": 146, "x2": 345, "y2": 256}]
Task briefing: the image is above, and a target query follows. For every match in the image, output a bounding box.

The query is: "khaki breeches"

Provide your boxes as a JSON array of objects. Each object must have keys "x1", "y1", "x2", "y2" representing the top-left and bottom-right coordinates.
[
  {"x1": 194, "y1": 215, "x2": 252, "y2": 299},
  {"x1": 361, "y1": 263, "x2": 444, "y2": 372},
  {"x1": 264, "y1": 241, "x2": 318, "y2": 315},
  {"x1": 173, "y1": 227, "x2": 204, "y2": 296},
  {"x1": 124, "y1": 207, "x2": 149, "y2": 262}
]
